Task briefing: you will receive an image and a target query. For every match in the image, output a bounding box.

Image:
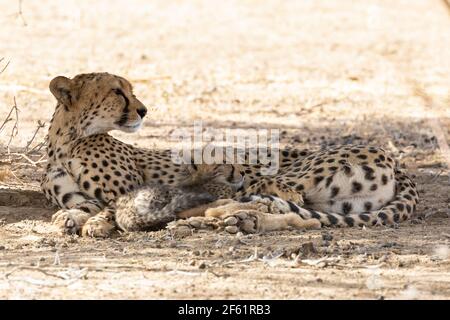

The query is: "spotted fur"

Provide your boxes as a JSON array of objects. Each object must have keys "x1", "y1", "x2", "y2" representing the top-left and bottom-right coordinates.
[
  {"x1": 236, "y1": 168, "x2": 418, "y2": 227},
  {"x1": 41, "y1": 72, "x2": 419, "y2": 236},
  {"x1": 113, "y1": 163, "x2": 243, "y2": 233}
]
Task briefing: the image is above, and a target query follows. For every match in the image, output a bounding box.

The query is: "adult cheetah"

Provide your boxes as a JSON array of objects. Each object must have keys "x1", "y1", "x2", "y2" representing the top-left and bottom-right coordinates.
[{"x1": 41, "y1": 72, "x2": 419, "y2": 237}]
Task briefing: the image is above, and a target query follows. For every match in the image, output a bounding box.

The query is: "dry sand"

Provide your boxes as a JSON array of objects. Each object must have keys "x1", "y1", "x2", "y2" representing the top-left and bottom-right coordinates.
[{"x1": 0, "y1": 0, "x2": 449, "y2": 299}]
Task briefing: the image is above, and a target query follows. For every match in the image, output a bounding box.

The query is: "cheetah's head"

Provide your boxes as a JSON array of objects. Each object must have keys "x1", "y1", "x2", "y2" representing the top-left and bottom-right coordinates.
[{"x1": 49, "y1": 72, "x2": 148, "y2": 137}]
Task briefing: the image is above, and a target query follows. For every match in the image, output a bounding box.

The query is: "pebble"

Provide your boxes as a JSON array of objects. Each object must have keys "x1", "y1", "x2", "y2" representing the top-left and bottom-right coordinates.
[
  {"x1": 381, "y1": 242, "x2": 397, "y2": 248},
  {"x1": 189, "y1": 219, "x2": 202, "y2": 229},
  {"x1": 0, "y1": 245, "x2": 5, "y2": 250},
  {"x1": 300, "y1": 242, "x2": 317, "y2": 255},
  {"x1": 168, "y1": 240, "x2": 178, "y2": 248},
  {"x1": 322, "y1": 233, "x2": 333, "y2": 241},
  {"x1": 175, "y1": 226, "x2": 191, "y2": 238},
  {"x1": 198, "y1": 262, "x2": 206, "y2": 269}
]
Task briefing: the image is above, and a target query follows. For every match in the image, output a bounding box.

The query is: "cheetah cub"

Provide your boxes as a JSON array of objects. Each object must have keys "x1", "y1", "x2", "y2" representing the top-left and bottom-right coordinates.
[{"x1": 113, "y1": 163, "x2": 243, "y2": 232}]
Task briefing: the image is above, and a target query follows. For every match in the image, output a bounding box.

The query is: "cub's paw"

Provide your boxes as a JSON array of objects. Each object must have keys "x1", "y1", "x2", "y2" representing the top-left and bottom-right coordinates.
[
  {"x1": 51, "y1": 209, "x2": 91, "y2": 235},
  {"x1": 81, "y1": 216, "x2": 115, "y2": 238}
]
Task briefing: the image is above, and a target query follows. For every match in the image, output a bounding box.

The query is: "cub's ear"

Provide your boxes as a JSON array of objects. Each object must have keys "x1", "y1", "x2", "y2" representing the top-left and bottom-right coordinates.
[{"x1": 49, "y1": 76, "x2": 76, "y2": 108}]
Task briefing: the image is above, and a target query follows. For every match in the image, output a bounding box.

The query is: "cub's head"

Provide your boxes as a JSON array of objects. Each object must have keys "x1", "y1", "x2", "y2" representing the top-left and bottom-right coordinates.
[
  {"x1": 182, "y1": 163, "x2": 245, "y2": 191},
  {"x1": 49, "y1": 72, "x2": 148, "y2": 136}
]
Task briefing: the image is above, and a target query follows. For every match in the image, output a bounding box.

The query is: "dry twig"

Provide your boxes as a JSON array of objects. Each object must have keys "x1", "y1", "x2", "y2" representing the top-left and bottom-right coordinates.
[
  {"x1": 0, "y1": 58, "x2": 10, "y2": 75},
  {"x1": 4, "y1": 266, "x2": 67, "y2": 280},
  {"x1": 6, "y1": 97, "x2": 20, "y2": 153},
  {"x1": 25, "y1": 120, "x2": 45, "y2": 152},
  {"x1": 0, "y1": 106, "x2": 15, "y2": 135},
  {"x1": 16, "y1": 0, "x2": 27, "y2": 26}
]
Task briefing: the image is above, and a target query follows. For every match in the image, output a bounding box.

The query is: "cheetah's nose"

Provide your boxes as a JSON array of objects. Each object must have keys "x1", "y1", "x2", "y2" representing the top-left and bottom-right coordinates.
[{"x1": 137, "y1": 107, "x2": 147, "y2": 119}]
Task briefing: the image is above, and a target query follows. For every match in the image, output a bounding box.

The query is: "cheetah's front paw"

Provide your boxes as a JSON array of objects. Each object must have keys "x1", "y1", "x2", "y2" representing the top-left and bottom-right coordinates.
[
  {"x1": 81, "y1": 216, "x2": 115, "y2": 238},
  {"x1": 51, "y1": 209, "x2": 91, "y2": 235}
]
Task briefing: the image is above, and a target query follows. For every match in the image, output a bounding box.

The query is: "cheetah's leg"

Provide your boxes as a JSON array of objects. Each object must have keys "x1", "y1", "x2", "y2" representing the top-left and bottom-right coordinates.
[
  {"x1": 42, "y1": 166, "x2": 112, "y2": 235},
  {"x1": 205, "y1": 209, "x2": 321, "y2": 233},
  {"x1": 207, "y1": 200, "x2": 321, "y2": 232},
  {"x1": 81, "y1": 205, "x2": 116, "y2": 238},
  {"x1": 204, "y1": 200, "x2": 271, "y2": 217},
  {"x1": 239, "y1": 178, "x2": 304, "y2": 205},
  {"x1": 176, "y1": 199, "x2": 236, "y2": 219},
  {"x1": 255, "y1": 212, "x2": 321, "y2": 232}
]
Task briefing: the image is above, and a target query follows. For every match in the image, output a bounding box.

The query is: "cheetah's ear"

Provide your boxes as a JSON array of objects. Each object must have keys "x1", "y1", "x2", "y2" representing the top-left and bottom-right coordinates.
[{"x1": 49, "y1": 76, "x2": 76, "y2": 108}]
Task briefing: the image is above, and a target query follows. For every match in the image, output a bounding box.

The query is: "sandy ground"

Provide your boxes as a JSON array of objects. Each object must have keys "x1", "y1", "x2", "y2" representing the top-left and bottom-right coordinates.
[{"x1": 0, "y1": 0, "x2": 449, "y2": 299}]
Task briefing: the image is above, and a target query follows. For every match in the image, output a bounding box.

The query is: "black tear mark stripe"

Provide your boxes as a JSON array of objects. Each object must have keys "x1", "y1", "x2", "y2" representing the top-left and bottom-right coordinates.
[
  {"x1": 115, "y1": 89, "x2": 130, "y2": 112},
  {"x1": 115, "y1": 88, "x2": 131, "y2": 126}
]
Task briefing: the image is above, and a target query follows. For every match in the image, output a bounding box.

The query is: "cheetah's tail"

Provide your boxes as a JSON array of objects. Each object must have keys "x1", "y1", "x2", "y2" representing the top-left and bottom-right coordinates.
[{"x1": 249, "y1": 168, "x2": 419, "y2": 227}]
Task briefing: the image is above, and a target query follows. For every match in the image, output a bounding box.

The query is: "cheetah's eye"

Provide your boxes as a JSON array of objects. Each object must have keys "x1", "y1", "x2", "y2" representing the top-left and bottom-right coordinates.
[
  {"x1": 113, "y1": 89, "x2": 130, "y2": 107},
  {"x1": 113, "y1": 88, "x2": 125, "y2": 97}
]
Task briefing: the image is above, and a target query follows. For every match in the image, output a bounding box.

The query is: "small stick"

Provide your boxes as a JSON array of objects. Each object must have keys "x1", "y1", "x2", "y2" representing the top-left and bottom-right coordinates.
[
  {"x1": 0, "y1": 58, "x2": 10, "y2": 75},
  {"x1": 6, "y1": 97, "x2": 20, "y2": 154},
  {"x1": 17, "y1": 0, "x2": 27, "y2": 26},
  {"x1": 6, "y1": 168, "x2": 24, "y2": 184},
  {"x1": 4, "y1": 266, "x2": 66, "y2": 280},
  {"x1": 25, "y1": 120, "x2": 46, "y2": 152},
  {"x1": 0, "y1": 105, "x2": 16, "y2": 134},
  {"x1": 27, "y1": 140, "x2": 47, "y2": 154}
]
